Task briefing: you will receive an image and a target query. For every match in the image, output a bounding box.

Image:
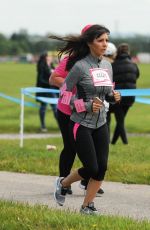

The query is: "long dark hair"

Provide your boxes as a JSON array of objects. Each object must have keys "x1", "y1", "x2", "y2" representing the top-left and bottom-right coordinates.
[
  {"x1": 37, "y1": 52, "x2": 48, "y2": 72},
  {"x1": 49, "y1": 24, "x2": 110, "y2": 71}
]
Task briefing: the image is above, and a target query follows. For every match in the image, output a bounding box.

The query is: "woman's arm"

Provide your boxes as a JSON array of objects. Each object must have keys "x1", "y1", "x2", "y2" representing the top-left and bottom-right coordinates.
[
  {"x1": 49, "y1": 56, "x2": 68, "y2": 88},
  {"x1": 49, "y1": 72, "x2": 64, "y2": 88},
  {"x1": 62, "y1": 63, "x2": 93, "y2": 113}
]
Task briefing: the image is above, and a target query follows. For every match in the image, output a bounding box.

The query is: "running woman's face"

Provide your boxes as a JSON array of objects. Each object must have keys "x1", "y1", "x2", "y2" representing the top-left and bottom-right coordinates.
[{"x1": 88, "y1": 33, "x2": 109, "y2": 57}]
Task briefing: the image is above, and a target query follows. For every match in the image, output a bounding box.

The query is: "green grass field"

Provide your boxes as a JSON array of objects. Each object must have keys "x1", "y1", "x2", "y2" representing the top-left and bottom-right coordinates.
[
  {"x1": 0, "y1": 62, "x2": 58, "y2": 133},
  {"x1": 0, "y1": 136, "x2": 150, "y2": 184},
  {"x1": 1, "y1": 200, "x2": 150, "y2": 230},
  {"x1": 0, "y1": 62, "x2": 150, "y2": 133}
]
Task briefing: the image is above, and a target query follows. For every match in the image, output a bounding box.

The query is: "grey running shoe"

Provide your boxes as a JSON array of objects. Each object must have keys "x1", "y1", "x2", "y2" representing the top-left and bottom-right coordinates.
[
  {"x1": 80, "y1": 202, "x2": 98, "y2": 215},
  {"x1": 54, "y1": 177, "x2": 67, "y2": 206}
]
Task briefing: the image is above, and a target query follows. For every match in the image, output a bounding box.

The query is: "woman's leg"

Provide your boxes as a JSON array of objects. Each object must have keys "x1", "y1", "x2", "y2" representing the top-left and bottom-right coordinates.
[
  {"x1": 83, "y1": 179, "x2": 101, "y2": 206},
  {"x1": 55, "y1": 123, "x2": 109, "y2": 211},
  {"x1": 82, "y1": 124, "x2": 109, "y2": 206},
  {"x1": 111, "y1": 105, "x2": 128, "y2": 144},
  {"x1": 49, "y1": 93, "x2": 58, "y2": 122},
  {"x1": 93, "y1": 123, "x2": 109, "y2": 180},
  {"x1": 62, "y1": 170, "x2": 83, "y2": 186},
  {"x1": 69, "y1": 123, "x2": 102, "y2": 206},
  {"x1": 57, "y1": 110, "x2": 76, "y2": 177},
  {"x1": 123, "y1": 105, "x2": 130, "y2": 117},
  {"x1": 39, "y1": 102, "x2": 47, "y2": 129},
  {"x1": 106, "y1": 110, "x2": 111, "y2": 143}
]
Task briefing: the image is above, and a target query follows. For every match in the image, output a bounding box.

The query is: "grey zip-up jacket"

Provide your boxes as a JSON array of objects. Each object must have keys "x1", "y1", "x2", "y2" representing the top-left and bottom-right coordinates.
[{"x1": 63, "y1": 54, "x2": 115, "y2": 129}]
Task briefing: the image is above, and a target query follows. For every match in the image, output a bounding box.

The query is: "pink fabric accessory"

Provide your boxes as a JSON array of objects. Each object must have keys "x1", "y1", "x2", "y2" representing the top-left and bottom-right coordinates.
[
  {"x1": 54, "y1": 56, "x2": 72, "y2": 115},
  {"x1": 61, "y1": 91, "x2": 72, "y2": 105},
  {"x1": 54, "y1": 57, "x2": 68, "y2": 78},
  {"x1": 54, "y1": 56, "x2": 77, "y2": 115},
  {"x1": 74, "y1": 99, "x2": 86, "y2": 113},
  {"x1": 60, "y1": 83, "x2": 67, "y2": 96},
  {"x1": 81, "y1": 24, "x2": 93, "y2": 34},
  {"x1": 57, "y1": 103, "x2": 72, "y2": 115},
  {"x1": 73, "y1": 123, "x2": 80, "y2": 141}
]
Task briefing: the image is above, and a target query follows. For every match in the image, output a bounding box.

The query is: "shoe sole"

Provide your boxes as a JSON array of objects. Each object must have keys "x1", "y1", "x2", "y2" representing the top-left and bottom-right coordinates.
[
  {"x1": 96, "y1": 193, "x2": 102, "y2": 197},
  {"x1": 79, "y1": 183, "x2": 86, "y2": 190},
  {"x1": 80, "y1": 210, "x2": 99, "y2": 215}
]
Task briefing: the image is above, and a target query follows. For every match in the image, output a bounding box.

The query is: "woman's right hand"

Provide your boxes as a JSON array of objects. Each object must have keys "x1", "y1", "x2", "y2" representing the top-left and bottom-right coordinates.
[{"x1": 92, "y1": 101, "x2": 103, "y2": 113}]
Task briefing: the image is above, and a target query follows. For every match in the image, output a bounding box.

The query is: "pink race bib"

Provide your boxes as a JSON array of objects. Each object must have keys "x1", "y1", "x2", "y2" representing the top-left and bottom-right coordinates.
[
  {"x1": 74, "y1": 99, "x2": 86, "y2": 113},
  {"x1": 90, "y1": 68, "x2": 113, "y2": 87},
  {"x1": 61, "y1": 91, "x2": 72, "y2": 105}
]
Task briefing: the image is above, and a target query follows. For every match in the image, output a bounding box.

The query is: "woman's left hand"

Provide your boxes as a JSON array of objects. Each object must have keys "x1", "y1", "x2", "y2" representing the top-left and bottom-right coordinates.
[{"x1": 113, "y1": 90, "x2": 121, "y2": 102}]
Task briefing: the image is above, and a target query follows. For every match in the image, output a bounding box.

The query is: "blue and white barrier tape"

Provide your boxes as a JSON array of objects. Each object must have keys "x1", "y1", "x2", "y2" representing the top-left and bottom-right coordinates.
[
  {"x1": 135, "y1": 97, "x2": 150, "y2": 104},
  {"x1": 22, "y1": 87, "x2": 60, "y2": 94},
  {"x1": 22, "y1": 87, "x2": 59, "y2": 104},
  {"x1": 1, "y1": 88, "x2": 150, "y2": 106},
  {"x1": 118, "y1": 89, "x2": 150, "y2": 96},
  {"x1": 0, "y1": 92, "x2": 39, "y2": 107}
]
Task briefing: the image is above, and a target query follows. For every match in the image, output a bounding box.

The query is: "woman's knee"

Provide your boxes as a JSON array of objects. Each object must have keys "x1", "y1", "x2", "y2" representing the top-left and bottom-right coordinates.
[
  {"x1": 92, "y1": 164, "x2": 108, "y2": 180},
  {"x1": 88, "y1": 165, "x2": 99, "y2": 179}
]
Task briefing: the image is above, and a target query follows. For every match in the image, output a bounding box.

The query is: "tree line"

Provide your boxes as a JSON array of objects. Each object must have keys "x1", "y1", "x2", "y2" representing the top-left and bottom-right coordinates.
[{"x1": 0, "y1": 30, "x2": 150, "y2": 56}]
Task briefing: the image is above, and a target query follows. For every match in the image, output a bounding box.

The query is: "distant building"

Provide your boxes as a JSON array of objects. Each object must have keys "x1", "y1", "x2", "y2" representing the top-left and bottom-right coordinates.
[
  {"x1": 19, "y1": 53, "x2": 34, "y2": 63},
  {"x1": 137, "y1": 53, "x2": 150, "y2": 63}
]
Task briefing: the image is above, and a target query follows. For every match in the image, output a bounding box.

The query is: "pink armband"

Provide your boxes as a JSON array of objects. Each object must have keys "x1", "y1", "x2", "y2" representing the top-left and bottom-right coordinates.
[
  {"x1": 61, "y1": 91, "x2": 72, "y2": 105},
  {"x1": 60, "y1": 83, "x2": 67, "y2": 96},
  {"x1": 74, "y1": 99, "x2": 86, "y2": 113}
]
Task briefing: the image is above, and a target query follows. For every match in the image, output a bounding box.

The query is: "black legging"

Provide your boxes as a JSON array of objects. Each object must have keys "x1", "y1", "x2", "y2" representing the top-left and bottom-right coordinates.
[
  {"x1": 106, "y1": 110, "x2": 111, "y2": 143},
  {"x1": 39, "y1": 100, "x2": 58, "y2": 129},
  {"x1": 57, "y1": 109, "x2": 76, "y2": 177},
  {"x1": 111, "y1": 105, "x2": 130, "y2": 144},
  {"x1": 70, "y1": 121, "x2": 109, "y2": 181}
]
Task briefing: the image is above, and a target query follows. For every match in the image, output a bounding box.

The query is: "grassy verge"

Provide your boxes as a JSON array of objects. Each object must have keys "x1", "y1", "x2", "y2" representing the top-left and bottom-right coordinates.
[
  {"x1": 0, "y1": 62, "x2": 58, "y2": 133},
  {"x1": 0, "y1": 136, "x2": 150, "y2": 184},
  {"x1": 0, "y1": 200, "x2": 150, "y2": 230}
]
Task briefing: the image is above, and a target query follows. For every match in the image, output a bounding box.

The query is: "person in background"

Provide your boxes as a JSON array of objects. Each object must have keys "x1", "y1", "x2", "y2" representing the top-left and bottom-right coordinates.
[
  {"x1": 104, "y1": 42, "x2": 117, "y2": 139},
  {"x1": 104, "y1": 42, "x2": 117, "y2": 64},
  {"x1": 36, "y1": 52, "x2": 58, "y2": 132},
  {"x1": 110, "y1": 43, "x2": 140, "y2": 144},
  {"x1": 49, "y1": 24, "x2": 121, "y2": 214}
]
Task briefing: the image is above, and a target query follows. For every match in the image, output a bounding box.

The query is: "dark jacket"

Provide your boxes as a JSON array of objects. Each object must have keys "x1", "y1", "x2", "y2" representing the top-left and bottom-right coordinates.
[
  {"x1": 112, "y1": 53, "x2": 139, "y2": 105},
  {"x1": 36, "y1": 61, "x2": 57, "y2": 100}
]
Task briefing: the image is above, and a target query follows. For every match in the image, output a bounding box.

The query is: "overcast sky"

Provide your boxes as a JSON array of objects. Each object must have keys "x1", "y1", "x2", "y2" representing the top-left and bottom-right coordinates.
[{"x1": 1, "y1": 0, "x2": 150, "y2": 36}]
